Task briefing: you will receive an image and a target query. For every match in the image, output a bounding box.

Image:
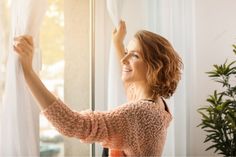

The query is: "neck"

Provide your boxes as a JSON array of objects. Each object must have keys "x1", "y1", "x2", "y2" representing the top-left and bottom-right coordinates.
[{"x1": 125, "y1": 82, "x2": 153, "y2": 102}]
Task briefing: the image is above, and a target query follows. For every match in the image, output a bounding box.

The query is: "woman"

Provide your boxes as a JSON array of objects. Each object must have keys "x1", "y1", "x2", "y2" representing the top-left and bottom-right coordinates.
[{"x1": 14, "y1": 21, "x2": 182, "y2": 156}]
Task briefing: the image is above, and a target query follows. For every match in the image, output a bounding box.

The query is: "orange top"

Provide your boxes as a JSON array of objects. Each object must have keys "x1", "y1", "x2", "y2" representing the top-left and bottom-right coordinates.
[
  {"x1": 43, "y1": 99, "x2": 172, "y2": 157},
  {"x1": 109, "y1": 149, "x2": 124, "y2": 157}
]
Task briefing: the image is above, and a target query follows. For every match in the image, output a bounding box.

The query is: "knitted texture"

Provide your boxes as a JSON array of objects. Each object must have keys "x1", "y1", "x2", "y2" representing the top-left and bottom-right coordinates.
[{"x1": 43, "y1": 99, "x2": 172, "y2": 156}]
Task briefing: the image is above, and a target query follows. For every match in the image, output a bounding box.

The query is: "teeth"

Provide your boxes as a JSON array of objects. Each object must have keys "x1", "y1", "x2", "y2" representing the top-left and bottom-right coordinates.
[
  {"x1": 123, "y1": 66, "x2": 132, "y2": 72},
  {"x1": 123, "y1": 69, "x2": 132, "y2": 72}
]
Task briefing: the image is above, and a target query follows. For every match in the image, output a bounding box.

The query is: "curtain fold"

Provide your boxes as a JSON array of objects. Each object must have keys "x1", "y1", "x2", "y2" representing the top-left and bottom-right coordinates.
[{"x1": 0, "y1": 0, "x2": 47, "y2": 156}]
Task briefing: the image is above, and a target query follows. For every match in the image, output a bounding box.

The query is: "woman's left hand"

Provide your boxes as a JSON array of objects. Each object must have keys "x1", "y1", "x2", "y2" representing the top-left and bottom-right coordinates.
[
  {"x1": 112, "y1": 20, "x2": 127, "y2": 45},
  {"x1": 14, "y1": 35, "x2": 34, "y2": 75}
]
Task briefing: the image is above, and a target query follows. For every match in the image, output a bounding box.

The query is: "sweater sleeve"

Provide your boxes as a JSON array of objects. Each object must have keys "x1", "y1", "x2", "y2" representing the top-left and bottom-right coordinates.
[{"x1": 42, "y1": 99, "x2": 128, "y2": 149}]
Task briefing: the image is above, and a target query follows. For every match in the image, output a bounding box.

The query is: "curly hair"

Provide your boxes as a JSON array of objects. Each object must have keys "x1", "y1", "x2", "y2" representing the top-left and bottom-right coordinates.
[{"x1": 134, "y1": 30, "x2": 183, "y2": 99}]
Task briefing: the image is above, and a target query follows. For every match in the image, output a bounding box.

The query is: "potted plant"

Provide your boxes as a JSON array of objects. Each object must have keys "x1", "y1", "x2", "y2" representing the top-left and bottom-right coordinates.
[{"x1": 197, "y1": 45, "x2": 236, "y2": 156}]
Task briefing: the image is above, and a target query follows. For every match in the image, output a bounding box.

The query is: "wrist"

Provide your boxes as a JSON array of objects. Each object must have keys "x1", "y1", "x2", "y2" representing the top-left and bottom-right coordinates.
[
  {"x1": 23, "y1": 68, "x2": 35, "y2": 79},
  {"x1": 113, "y1": 41, "x2": 124, "y2": 48}
]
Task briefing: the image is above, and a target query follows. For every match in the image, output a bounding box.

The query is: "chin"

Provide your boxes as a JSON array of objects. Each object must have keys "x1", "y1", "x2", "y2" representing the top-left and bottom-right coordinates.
[{"x1": 121, "y1": 76, "x2": 133, "y2": 83}]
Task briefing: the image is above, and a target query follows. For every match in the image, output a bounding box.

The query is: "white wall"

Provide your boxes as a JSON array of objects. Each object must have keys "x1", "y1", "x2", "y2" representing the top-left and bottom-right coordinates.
[{"x1": 190, "y1": 0, "x2": 236, "y2": 156}]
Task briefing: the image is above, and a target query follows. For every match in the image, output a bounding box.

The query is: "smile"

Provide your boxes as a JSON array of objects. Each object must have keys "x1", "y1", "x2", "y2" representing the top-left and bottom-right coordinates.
[
  {"x1": 122, "y1": 66, "x2": 132, "y2": 72},
  {"x1": 123, "y1": 69, "x2": 132, "y2": 72}
]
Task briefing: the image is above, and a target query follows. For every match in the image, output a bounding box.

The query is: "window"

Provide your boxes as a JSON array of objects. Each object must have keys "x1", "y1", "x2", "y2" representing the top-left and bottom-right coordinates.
[{"x1": 39, "y1": 0, "x2": 64, "y2": 157}]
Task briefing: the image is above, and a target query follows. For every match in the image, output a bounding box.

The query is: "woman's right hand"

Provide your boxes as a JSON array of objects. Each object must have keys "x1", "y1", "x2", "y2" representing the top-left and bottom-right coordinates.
[
  {"x1": 14, "y1": 35, "x2": 34, "y2": 76},
  {"x1": 112, "y1": 20, "x2": 127, "y2": 45}
]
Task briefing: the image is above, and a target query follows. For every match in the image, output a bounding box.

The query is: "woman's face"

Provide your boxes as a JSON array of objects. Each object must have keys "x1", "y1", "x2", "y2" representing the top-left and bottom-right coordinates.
[{"x1": 121, "y1": 38, "x2": 148, "y2": 83}]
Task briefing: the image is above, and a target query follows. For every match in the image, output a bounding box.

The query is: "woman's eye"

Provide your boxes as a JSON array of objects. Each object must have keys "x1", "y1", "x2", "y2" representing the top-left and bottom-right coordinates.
[{"x1": 132, "y1": 54, "x2": 139, "y2": 58}]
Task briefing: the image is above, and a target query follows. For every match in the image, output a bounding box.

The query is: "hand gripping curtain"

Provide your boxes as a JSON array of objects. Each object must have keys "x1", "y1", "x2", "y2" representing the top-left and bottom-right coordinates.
[
  {"x1": 0, "y1": 0, "x2": 47, "y2": 156},
  {"x1": 106, "y1": 0, "x2": 126, "y2": 110}
]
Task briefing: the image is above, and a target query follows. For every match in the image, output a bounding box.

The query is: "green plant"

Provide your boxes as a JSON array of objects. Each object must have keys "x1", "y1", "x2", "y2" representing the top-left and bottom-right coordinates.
[{"x1": 197, "y1": 45, "x2": 236, "y2": 156}]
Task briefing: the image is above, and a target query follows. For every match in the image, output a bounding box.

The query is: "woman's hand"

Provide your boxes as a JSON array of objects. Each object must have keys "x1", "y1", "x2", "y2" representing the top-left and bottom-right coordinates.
[
  {"x1": 14, "y1": 35, "x2": 56, "y2": 110},
  {"x1": 112, "y1": 20, "x2": 127, "y2": 62},
  {"x1": 112, "y1": 20, "x2": 127, "y2": 45},
  {"x1": 14, "y1": 35, "x2": 34, "y2": 75}
]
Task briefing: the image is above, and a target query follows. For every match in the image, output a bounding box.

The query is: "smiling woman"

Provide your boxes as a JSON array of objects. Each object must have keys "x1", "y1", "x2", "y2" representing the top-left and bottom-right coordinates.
[
  {"x1": 13, "y1": 15, "x2": 181, "y2": 156},
  {"x1": 2, "y1": 0, "x2": 235, "y2": 156}
]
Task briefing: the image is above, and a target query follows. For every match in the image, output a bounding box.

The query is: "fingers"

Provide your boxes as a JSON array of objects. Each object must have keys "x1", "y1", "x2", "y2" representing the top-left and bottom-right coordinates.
[
  {"x1": 115, "y1": 20, "x2": 126, "y2": 33},
  {"x1": 119, "y1": 20, "x2": 126, "y2": 28},
  {"x1": 112, "y1": 20, "x2": 126, "y2": 43},
  {"x1": 14, "y1": 35, "x2": 33, "y2": 56},
  {"x1": 112, "y1": 20, "x2": 126, "y2": 35},
  {"x1": 118, "y1": 20, "x2": 126, "y2": 34},
  {"x1": 113, "y1": 28, "x2": 117, "y2": 34},
  {"x1": 14, "y1": 39, "x2": 33, "y2": 54},
  {"x1": 14, "y1": 35, "x2": 33, "y2": 47},
  {"x1": 119, "y1": 20, "x2": 126, "y2": 26},
  {"x1": 24, "y1": 35, "x2": 34, "y2": 46},
  {"x1": 13, "y1": 44, "x2": 22, "y2": 54},
  {"x1": 14, "y1": 41, "x2": 33, "y2": 57}
]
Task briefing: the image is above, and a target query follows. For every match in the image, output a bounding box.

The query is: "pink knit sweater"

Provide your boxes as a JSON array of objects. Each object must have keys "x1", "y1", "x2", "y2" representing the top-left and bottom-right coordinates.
[{"x1": 43, "y1": 99, "x2": 172, "y2": 156}]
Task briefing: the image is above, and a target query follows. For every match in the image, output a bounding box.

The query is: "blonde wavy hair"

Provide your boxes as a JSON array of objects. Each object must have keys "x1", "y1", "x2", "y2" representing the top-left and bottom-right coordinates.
[{"x1": 134, "y1": 30, "x2": 183, "y2": 99}]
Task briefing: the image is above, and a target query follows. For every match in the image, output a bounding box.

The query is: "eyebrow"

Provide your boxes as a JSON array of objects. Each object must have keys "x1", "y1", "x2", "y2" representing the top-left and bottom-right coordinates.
[
  {"x1": 129, "y1": 50, "x2": 139, "y2": 53},
  {"x1": 125, "y1": 48, "x2": 140, "y2": 53}
]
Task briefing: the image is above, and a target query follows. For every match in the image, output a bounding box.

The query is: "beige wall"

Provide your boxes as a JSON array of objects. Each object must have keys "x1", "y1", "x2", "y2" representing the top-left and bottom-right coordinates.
[
  {"x1": 190, "y1": 0, "x2": 236, "y2": 156},
  {"x1": 64, "y1": 0, "x2": 91, "y2": 156}
]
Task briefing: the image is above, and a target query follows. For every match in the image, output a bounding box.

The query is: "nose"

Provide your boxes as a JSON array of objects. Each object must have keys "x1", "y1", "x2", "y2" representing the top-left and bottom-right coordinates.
[{"x1": 120, "y1": 54, "x2": 129, "y2": 65}]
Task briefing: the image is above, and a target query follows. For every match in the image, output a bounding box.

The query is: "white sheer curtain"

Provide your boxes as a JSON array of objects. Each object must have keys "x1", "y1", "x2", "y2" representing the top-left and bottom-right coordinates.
[
  {"x1": 106, "y1": 0, "x2": 126, "y2": 110},
  {"x1": 0, "y1": 1, "x2": 6, "y2": 65},
  {"x1": 0, "y1": 1, "x2": 6, "y2": 105},
  {"x1": 151, "y1": 1, "x2": 196, "y2": 156},
  {"x1": 0, "y1": 0, "x2": 47, "y2": 156},
  {"x1": 148, "y1": 0, "x2": 195, "y2": 156},
  {"x1": 102, "y1": 0, "x2": 195, "y2": 156}
]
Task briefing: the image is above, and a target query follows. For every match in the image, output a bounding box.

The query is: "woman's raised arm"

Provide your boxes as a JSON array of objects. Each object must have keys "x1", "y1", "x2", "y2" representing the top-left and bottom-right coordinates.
[
  {"x1": 14, "y1": 35, "x2": 57, "y2": 110},
  {"x1": 112, "y1": 20, "x2": 127, "y2": 63}
]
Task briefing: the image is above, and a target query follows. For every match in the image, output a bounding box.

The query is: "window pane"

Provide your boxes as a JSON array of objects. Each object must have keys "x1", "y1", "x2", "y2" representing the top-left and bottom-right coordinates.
[{"x1": 40, "y1": 0, "x2": 64, "y2": 157}]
